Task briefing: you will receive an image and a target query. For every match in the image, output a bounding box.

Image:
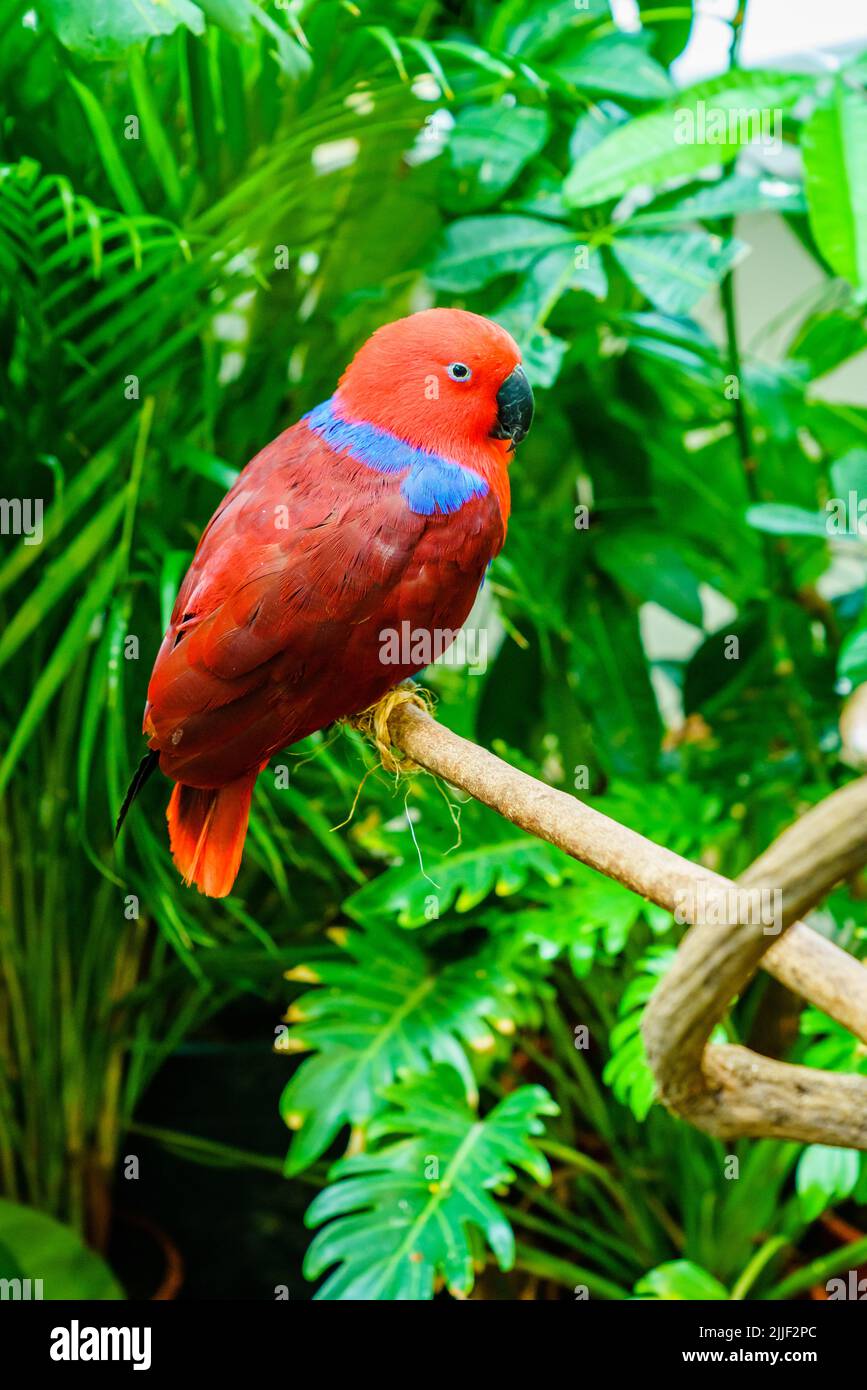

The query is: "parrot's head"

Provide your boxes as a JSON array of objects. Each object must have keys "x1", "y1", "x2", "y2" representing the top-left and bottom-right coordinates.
[{"x1": 334, "y1": 308, "x2": 534, "y2": 465}]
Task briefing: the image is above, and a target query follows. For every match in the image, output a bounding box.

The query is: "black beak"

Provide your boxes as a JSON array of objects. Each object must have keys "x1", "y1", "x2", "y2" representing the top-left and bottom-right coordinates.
[{"x1": 490, "y1": 365, "x2": 534, "y2": 449}]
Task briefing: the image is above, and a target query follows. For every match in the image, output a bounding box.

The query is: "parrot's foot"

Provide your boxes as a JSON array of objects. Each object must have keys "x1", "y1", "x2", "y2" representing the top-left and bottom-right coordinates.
[{"x1": 348, "y1": 681, "x2": 436, "y2": 775}]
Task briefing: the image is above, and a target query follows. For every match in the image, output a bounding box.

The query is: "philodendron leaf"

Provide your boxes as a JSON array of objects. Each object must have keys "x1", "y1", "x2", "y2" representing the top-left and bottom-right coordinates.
[
  {"x1": 304, "y1": 1067, "x2": 557, "y2": 1299},
  {"x1": 612, "y1": 230, "x2": 746, "y2": 316},
  {"x1": 0, "y1": 1200, "x2": 123, "y2": 1299},
  {"x1": 343, "y1": 834, "x2": 569, "y2": 928},
  {"x1": 634, "y1": 1259, "x2": 729, "y2": 1300},
  {"x1": 564, "y1": 71, "x2": 810, "y2": 208},
  {"x1": 280, "y1": 922, "x2": 534, "y2": 1173},
  {"x1": 603, "y1": 945, "x2": 675, "y2": 1122},
  {"x1": 802, "y1": 78, "x2": 867, "y2": 292}
]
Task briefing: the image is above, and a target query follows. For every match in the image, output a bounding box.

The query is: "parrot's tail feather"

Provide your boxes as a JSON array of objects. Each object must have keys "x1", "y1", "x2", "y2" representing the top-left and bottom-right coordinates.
[
  {"x1": 167, "y1": 773, "x2": 257, "y2": 898},
  {"x1": 115, "y1": 750, "x2": 160, "y2": 840}
]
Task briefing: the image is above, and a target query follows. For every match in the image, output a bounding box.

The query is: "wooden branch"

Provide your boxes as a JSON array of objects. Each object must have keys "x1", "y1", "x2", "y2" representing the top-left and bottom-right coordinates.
[{"x1": 372, "y1": 697, "x2": 867, "y2": 1149}]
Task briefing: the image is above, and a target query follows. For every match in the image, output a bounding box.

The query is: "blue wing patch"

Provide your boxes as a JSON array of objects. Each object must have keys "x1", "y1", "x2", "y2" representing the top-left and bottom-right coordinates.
[{"x1": 304, "y1": 397, "x2": 489, "y2": 516}]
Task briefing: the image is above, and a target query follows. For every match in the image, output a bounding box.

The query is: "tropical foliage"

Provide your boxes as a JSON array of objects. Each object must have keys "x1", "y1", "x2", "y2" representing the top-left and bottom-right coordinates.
[{"x1": 2, "y1": 0, "x2": 867, "y2": 1300}]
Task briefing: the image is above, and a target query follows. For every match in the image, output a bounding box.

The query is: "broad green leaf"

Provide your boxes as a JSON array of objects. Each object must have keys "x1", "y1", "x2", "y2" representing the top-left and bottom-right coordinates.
[
  {"x1": 637, "y1": 0, "x2": 693, "y2": 68},
  {"x1": 280, "y1": 923, "x2": 534, "y2": 1173},
  {"x1": 40, "y1": 0, "x2": 205, "y2": 58},
  {"x1": 344, "y1": 836, "x2": 568, "y2": 928},
  {"x1": 634, "y1": 1259, "x2": 729, "y2": 1300},
  {"x1": 569, "y1": 99, "x2": 631, "y2": 164},
  {"x1": 839, "y1": 624, "x2": 867, "y2": 686},
  {"x1": 551, "y1": 33, "x2": 673, "y2": 102},
  {"x1": 427, "y1": 214, "x2": 574, "y2": 291},
  {"x1": 564, "y1": 71, "x2": 810, "y2": 208},
  {"x1": 494, "y1": 243, "x2": 600, "y2": 387},
  {"x1": 0, "y1": 1200, "x2": 123, "y2": 1299},
  {"x1": 612, "y1": 230, "x2": 745, "y2": 316},
  {"x1": 304, "y1": 1068, "x2": 557, "y2": 1299},
  {"x1": 488, "y1": 0, "x2": 609, "y2": 58},
  {"x1": 596, "y1": 526, "x2": 704, "y2": 626},
  {"x1": 802, "y1": 78, "x2": 867, "y2": 292},
  {"x1": 796, "y1": 1145, "x2": 861, "y2": 1223},
  {"x1": 787, "y1": 304, "x2": 867, "y2": 377},
  {"x1": 830, "y1": 447, "x2": 867, "y2": 499},
  {"x1": 444, "y1": 104, "x2": 550, "y2": 211},
  {"x1": 632, "y1": 172, "x2": 805, "y2": 229},
  {"x1": 745, "y1": 503, "x2": 830, "y2": 538}
]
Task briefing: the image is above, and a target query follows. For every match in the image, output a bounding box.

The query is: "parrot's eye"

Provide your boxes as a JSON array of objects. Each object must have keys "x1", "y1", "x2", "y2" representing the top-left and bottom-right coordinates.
[{"x1": 446, "y1": 362, "x2": 472, "y2": 383}]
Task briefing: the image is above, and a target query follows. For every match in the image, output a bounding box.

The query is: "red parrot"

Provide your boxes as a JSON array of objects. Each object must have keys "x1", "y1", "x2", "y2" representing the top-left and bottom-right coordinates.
[{"x1": 117, "y1": 308, "x2": 533, "y2": 897}]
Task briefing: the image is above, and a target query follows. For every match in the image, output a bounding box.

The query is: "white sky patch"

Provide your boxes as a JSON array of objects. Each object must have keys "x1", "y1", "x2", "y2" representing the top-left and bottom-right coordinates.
[
  {"x1": 673, "y1": 0, "x2": 867, "y2": 84},
  {"x1": 311, "y1": 138, "x2": 359, "y2": 175}
]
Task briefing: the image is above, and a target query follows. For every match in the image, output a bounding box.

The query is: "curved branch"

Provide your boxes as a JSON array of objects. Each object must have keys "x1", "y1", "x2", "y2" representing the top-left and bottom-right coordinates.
[{"x1": 373, "y1": 698, "x2": 867, "y2": 1149}]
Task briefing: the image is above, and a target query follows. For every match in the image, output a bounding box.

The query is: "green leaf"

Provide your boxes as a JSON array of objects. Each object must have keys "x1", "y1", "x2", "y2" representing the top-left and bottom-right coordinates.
[
  {"x1": 596, "y1": 525, "x2": 704, "y2": 625},
  {"x1": 569, "y1": 100, "x2": 631, "y2": 164},
  {"x1": 830, "y1": 447, "x2": 867, "y2": 499},
  {"x1": 304, "y1": 1067, "x2": 557, "y2": 1299},
  {"x1": 632, "y1": 172, "x2": 805, "y2": 230},
  {"x1": 444, "y1": 104, "x2": 550, "y2": 211},
  {"x1": 564, "y1": 71, "x2": 810, "y2": 208},
  {"x1": 551, "y1": 33, "x2": 673, "y2": 102},
  {"x1": 802, "y1": 78, "x2": 867, "y2": 292},
  {"x1": 603, "y1": 945, "x2": 674, "y2": 1121},
  {"x1": 569, "y1": 572, "x2": 663, "y2": 780},
  {"x1": 344, "y1": 836, "x2": 568, "y2": 928},
  {"x1": 493, "y1": 243, "x2": 596, "y2": 387},
  {"x1": 839, "y1": 624, "x2": 867, "y2": 686},
  {"x1": 745, "y1": 503, "x2": 830, "y2": 538},
  {"x1": 427, "y1": 214, "x2": 574, "y2": 292},
  {"x1": 634, "y1": 1259, "x2": 729, "y2": 1300},
  {"x1": 67, "y1": 75, "x2": 146, "y2": 218},
  {"x1": 796, "y1": 1145, "x2": 861, "y2": 1223},
  {"x1": 0, "y1": 558, "x2": 118, "y2": 795},
  {"x1": 0, "y1": 1200, "x2": 123, "y2": 1299},
  {"x1": 0, "y1": 489, "x2": 126, "y2": 672},
  {"x1": 40, "y1": 0, "x2": 206, "y2": 59},
  {"x1": 280, "y1": 923, "x2": 534, "y2": 1173},
  {"x1": 612, "y1": 230, "x2": 745, "y2": 316},
  {"x1": 489, "y1": 0, "x2": 610, "y2": 59}
]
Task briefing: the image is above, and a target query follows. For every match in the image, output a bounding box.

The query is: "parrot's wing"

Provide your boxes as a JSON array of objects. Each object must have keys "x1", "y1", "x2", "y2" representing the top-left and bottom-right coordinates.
[{"x1": 144, "y1": 422, "x2": 429, "y2": 777}]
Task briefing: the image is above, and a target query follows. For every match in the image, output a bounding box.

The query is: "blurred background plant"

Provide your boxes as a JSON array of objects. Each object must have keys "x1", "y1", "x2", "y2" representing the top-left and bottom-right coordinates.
[{"x1": 2, "y1": 0, "x2": 867, "y2": 1300}]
